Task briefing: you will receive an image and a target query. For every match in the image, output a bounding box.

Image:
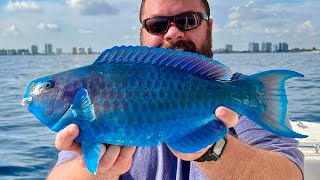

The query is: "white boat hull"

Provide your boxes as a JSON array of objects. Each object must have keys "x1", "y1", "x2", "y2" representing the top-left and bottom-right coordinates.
[{"x1": 291, "y1": 121, "x2": 320, "y2": 180}]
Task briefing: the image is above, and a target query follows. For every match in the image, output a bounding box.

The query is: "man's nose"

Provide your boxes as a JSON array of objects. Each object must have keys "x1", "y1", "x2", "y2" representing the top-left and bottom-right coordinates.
[{"x1": 164, "y1": 22, "x2": 184, "y2": 43}]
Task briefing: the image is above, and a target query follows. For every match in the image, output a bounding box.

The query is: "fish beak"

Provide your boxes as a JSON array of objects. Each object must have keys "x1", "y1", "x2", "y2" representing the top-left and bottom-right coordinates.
[{"x1": 22, "y1": 97, "x2": 32, "y2": 107}]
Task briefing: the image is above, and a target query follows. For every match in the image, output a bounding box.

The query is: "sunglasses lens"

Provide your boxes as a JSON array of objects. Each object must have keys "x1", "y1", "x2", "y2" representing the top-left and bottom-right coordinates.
[
  {"x1": 145, "y1": 17, "x2": 169, "y2": 34},
  {"x1": 175, "y1": 13, "x2": 200, "y2": 30},
  {"x1": 143, "y1": 12, "x2": 204, "y2": 34}
]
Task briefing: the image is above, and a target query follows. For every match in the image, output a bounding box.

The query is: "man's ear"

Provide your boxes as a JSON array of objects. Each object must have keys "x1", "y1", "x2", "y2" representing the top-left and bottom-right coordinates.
[{"x1": 208, "y1": 18, "x2": 213, "y2": 31}]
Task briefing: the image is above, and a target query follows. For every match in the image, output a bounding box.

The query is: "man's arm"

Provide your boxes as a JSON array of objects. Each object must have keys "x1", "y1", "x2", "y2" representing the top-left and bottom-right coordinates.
[
  {"x1": 195, "y1": 134, "x2": 303, "y2": 180},
  {"x1": 171, "y1": 107, "x2": 303, "y2": 179}
]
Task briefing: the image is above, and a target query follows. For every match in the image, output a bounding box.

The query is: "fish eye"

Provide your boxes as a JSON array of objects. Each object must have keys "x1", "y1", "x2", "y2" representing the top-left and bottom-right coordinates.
[{"x1": 45, "y1": 80, "x2": 55, "y2": 89}]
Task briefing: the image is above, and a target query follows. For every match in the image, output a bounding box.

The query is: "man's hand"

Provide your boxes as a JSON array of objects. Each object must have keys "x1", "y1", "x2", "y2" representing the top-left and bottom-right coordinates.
[
  {"x1": 168, "y1": 106, "x2": 238, "y2": 161},
  {"x1": 55, "y1": 124, "x2": 136, "y2": 175}
]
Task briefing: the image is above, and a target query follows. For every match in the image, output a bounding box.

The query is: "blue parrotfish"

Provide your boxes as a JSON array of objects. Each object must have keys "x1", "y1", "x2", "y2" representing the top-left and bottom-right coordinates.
[{"x1": 22, "y1": 46, "x2": 307, "y2": 174}]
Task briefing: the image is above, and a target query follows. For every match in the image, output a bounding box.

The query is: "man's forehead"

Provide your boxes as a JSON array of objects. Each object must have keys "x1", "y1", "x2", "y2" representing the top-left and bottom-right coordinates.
[{"x1": 143, "y1": 0, "x2": 205, "y2": 18}]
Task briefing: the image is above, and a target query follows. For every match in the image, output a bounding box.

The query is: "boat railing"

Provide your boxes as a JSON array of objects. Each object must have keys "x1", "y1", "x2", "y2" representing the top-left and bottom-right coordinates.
[{"x1": 298, "y1": 144, "x2": 320, "y2": 154}]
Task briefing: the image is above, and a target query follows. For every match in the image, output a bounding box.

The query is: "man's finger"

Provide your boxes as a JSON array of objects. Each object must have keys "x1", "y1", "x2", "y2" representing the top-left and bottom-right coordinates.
[
  {"x1": 215, "y1": 106, "x2": 238, "y2": 128},
  {"x1": 99, "y1": 145, "x2": 121, "y2": 171},
  {"x1": 78, "y1": 154, "x2": 86, "y2": 168},
  {"x1": 116, "y1": 146, "x2": 136, "y2": 162},
  {"x1": 55, "y1": 124, "x2": 80, "y2": 152},
  {"x1": 167, "y1": 145, "x2": 211, "y2": 161}
]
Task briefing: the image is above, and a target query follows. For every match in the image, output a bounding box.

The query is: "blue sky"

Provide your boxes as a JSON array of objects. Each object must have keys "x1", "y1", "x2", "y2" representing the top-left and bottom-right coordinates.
[{"x1": 0, "y1": 0, "x2": 319, "y2": 52}]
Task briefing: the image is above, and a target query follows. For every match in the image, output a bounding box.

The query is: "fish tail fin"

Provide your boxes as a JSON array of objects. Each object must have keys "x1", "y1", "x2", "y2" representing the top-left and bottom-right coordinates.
[{"x1": 231, "y1": 70, "x2": 307, "y2": 138}]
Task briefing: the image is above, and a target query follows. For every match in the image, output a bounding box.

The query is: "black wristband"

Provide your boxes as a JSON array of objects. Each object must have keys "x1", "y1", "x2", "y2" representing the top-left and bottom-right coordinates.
[
  {"x1": 228, "y1": 127, "x2": 238, "y2": 138},
  {"x1": 194, "y1": 136, "x2": 228, "y2": 162}
]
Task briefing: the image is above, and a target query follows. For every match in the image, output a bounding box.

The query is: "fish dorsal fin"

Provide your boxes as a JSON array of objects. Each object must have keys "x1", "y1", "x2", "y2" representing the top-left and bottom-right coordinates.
[{"x1": 94, "y1": 46, "x2": 231, "y2": 80}]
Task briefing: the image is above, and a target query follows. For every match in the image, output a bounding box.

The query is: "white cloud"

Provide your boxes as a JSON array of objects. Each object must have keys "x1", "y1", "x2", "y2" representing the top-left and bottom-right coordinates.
[
  {"x1": 1, "y1": 25, "x2": 21, "y2": 37},
  {"x1": 123, "y1": 34, "x2": 139, "y2": 40},
  {"x1": 37, "y1": 22, "x2": 60, "y2": 32},
  {"x1": 131, "y1": 26, "x2": 138, "y2": 31},
  {"x1": 227, "y1": 1, "x2": 279, "y2": 22},
  {"x1": 77, "y1": 28, "x2": 94, "y2": 34},
  {"x1": 245, "y1": 0, "x2": 255, "y2": 8},
  {"x1": 298, "y1": 20, "x2": 313, "y2": 33},
  {"x1": 264, "y1": 28, "x2": 289, "y2": 37},
  {"x1": 228, "y1": 12, "x2": 240, "y2": 20},
  {"x1": 297, "y1": 20, "x2": 320, "y2": 37},
  {"x1": 66, "y1": 0, "x2": 118, "y2": 16},
  {"x1": 223, "y1": 1, "x2": 292, "y2": 35},
  {"x1": 224, "y1": 20, "x2": 241, "y2": 29},
  {"x1": 5, "y1": 1, "x2": 40, "y2": 12}
]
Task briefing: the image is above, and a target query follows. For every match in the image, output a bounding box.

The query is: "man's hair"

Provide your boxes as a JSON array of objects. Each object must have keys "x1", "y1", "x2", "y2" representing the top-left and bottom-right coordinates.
[{"x1": 139, "y1": 0, "x2": 210, "y2": 22}]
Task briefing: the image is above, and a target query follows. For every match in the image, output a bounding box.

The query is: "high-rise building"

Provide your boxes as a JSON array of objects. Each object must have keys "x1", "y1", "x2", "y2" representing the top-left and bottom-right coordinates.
[
  {"x1": 7, "y1": 49, "x2": 17, "y2": 55},
  {"x1": 45, "y1": 43, "x2": 53, "y2": 55},
  {"x1": 225, "y1": 44, "x2": 233, "y2": 52},
  {"x1": 31, "y1": 45, "x2": 38, "y2": 55},
  {"x1": 86, "y1": 47, "x2": 92, "y2": 54},
  {"x1": 78, "y1": 48, "x2": 85, "y2": 54},
  {"x1": 249, "y1": 43, "x2": 259, "y2": 52},
  {"x1": 0, "y1": 49, "x2": 8, "y2": 55},
  {"x1": 272, "y1": 44, "x2": 278, "y2": 52},
  {"x1": 261, "y1": 42, "x2": 272, "y2": 53},
  {"x1": 278, "y1": 43, "x2": 289, "y2": 52},
  {"x1": 17, "y1": 49, "x2": 30, "y2": 55},
  {"x1": 56, "y1": 48, "x2": 63, "y2": 55},
  {"x1": 72, "y1": 47, "x2": 78, "y2": 54}
]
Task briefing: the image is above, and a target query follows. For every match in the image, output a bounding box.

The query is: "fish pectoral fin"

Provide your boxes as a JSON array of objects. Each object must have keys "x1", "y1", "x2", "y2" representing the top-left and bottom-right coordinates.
[
  {"x1": 82, "y1": 142, "x2": 104, "y2": 175},
  {"x1": 166, "y1": 119, "x2": 227, "y2": 154},
  {"x1": 72, "y1": 88, "x2": 96, "y2": 122}
]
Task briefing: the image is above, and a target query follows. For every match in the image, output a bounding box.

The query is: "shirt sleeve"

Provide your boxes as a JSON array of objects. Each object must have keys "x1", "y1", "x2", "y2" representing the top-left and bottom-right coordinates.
[
  {"x1": 235, "y1": 115, "x2": 305, "y2": 172},
  {"x1": 55, "y1": 151, "x2": 78, "y2": 166}
]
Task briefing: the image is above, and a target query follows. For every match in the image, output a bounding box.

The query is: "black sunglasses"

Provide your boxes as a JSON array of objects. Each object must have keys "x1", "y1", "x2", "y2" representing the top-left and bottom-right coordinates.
[{"x1": 141, "y1": 12, "x2": 209, "y2": 35}]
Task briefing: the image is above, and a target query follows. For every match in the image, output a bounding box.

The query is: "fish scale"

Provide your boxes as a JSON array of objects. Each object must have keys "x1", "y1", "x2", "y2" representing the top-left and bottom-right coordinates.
[{"x1": 71, "y1": 63, "x2": 213, "y2": 144}]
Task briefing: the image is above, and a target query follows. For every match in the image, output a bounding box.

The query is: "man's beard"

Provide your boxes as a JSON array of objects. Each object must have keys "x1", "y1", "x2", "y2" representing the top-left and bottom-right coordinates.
[{"x1": 140, "y1": 28, "x2": 213, "y2": 58}]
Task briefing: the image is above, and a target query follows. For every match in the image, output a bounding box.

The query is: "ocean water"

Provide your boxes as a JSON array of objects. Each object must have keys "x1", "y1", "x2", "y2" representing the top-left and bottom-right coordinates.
[{"x1": 0, "y1": 52, "x2": 319, "y2": 179}]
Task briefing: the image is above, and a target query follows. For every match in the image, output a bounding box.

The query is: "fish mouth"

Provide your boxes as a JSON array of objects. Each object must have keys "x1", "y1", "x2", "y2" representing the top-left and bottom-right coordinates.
[{"x1": 21, "y1": 97, "x2": 32, "y2": 108}]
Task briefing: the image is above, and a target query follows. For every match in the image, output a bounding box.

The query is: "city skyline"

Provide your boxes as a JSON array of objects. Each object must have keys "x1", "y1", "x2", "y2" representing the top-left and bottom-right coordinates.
[
  {"x1": 1, "y1": 41, "x2": 318, "y2": 56},
  {"x1": 0, "y1": 43, "x2": 96, "y2": 55},
  {"x1": 0, "y1": 0, "x2": 319, "y2": 51}
]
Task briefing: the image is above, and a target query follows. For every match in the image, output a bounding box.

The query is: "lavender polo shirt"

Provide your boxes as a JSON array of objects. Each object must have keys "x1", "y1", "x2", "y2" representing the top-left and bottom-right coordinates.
[{"x1": 56, "y1": 73, "x2": 304, "y2": 179}]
